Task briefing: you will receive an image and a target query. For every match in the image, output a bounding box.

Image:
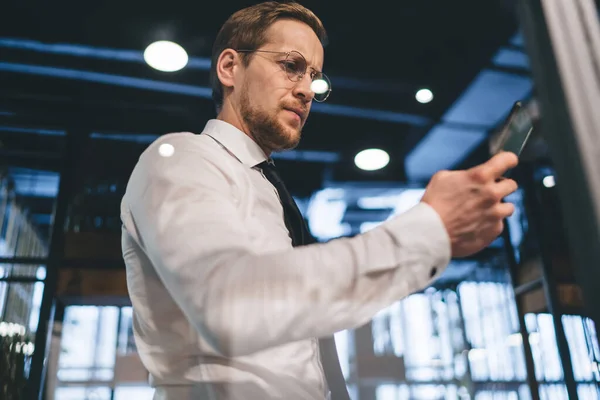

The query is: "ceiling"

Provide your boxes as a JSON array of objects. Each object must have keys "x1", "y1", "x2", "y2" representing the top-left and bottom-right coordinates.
[
  {"x1": 0, "y1": 0, "x2": 529, "y2": 156},
  {"x1": 0, "y1": 0, "x2": 535, "y2": 246}
]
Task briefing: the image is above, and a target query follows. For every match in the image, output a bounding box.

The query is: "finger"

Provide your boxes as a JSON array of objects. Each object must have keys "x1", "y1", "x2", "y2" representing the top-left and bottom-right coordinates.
[
  {"x1": 490, "y1": 201, "x2": 516, "y2": 220},
  {"x1": 492, "y1": 220, "x2": 505, "y2": 238},
  {"x1": 492, "y1": 178, "x2": 518, "y2": 200},
  {"x1": 469, "y1": 152, "x2": 519, "y2": 182}
]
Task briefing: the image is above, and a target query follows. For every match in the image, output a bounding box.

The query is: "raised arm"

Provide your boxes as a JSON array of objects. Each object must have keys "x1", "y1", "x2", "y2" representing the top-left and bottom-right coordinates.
[{"x1": 122, "y1": 138, "x2": 451, "y2": 357}]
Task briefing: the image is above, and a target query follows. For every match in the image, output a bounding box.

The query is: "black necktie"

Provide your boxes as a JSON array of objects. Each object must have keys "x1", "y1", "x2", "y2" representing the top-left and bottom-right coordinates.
[{"x1": 257, "y1": 160, "x2": 350, "y2": 400}]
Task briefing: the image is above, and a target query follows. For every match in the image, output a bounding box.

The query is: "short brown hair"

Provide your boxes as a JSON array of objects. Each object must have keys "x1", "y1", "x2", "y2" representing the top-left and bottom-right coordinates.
[{"x1": 210, "y1": 1, "x2": 328, "y2": 112}]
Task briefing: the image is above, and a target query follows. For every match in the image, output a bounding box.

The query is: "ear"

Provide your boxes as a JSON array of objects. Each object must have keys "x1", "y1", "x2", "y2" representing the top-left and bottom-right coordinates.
[{"x1": 216, "y1": 49, "x2": 239, "y2": 90}]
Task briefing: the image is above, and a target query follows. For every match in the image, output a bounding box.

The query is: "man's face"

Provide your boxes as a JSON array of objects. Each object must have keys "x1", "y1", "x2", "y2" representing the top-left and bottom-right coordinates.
[{"x1": 235, "y1": 19, "x2": 324, "y2": 153}]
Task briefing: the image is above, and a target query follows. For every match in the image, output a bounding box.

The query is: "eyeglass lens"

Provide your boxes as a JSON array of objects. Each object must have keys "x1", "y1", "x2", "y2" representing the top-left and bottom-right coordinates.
[{"x1": 284, "y1": 51, "x2": 331, "y2": 102}]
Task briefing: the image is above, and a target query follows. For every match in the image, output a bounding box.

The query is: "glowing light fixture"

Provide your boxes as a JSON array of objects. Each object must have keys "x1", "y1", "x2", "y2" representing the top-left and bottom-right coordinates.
[
  {"x1": 354, "y1": 148, "x2": 390, "y2": 171},
  {"x1": 543, "y1": 175, "x2": 555, "y2": 188},
  {"x1": 416, "y1": 88, "x2": 434, "y2": 104},
  {"x1": 144, "y1": 41, "x2": 188, "y2": 72}
]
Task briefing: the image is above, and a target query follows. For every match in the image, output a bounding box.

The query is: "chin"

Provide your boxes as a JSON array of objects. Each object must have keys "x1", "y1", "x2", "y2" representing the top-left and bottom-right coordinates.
[
  {"x1": 275, "y1": 125, "x2": 301, "y2": 151},
  {"x1": 285, "y1": 126, "x2": 302, "y2": 143},
  {"x1": 277, "y1": 117, "x2": 300, "y2": 136}
]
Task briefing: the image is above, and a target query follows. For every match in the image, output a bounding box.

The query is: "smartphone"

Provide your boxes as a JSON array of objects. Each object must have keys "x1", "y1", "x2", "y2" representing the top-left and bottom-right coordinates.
[{"x1": 489, "y1": 100, "x2": 536, "y2": 157}]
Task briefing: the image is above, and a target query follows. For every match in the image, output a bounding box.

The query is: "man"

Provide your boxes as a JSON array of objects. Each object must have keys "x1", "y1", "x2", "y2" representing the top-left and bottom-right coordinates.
[{"x1": 121, "y1": 2, "x2": 518, "y2": 399}]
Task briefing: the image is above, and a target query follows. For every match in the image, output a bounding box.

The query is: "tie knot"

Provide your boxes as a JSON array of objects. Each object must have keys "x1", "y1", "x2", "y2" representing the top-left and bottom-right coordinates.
[
  {"x1": 257, "y1": 160, "x2": 282, "y2": 185},
  {"x1": 257, "y1": 159, "x2": 275, "y2": 169}
]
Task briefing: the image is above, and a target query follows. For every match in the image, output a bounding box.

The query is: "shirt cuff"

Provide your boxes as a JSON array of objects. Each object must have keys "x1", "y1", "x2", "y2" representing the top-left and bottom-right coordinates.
[{"x1": 375, "y1": 202, "x2": 451, "y2": 280}]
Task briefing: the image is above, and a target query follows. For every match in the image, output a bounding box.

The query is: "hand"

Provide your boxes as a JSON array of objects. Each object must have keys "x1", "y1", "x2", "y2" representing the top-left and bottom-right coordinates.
[{"x1": 421, "y1": 152, "x2": 519, "y2": 258}]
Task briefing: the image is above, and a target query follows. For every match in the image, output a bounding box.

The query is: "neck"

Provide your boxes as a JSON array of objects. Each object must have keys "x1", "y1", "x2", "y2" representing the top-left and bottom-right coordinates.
[{"x1": 217, "y1": 102, "x2": 271, "y2": 157}]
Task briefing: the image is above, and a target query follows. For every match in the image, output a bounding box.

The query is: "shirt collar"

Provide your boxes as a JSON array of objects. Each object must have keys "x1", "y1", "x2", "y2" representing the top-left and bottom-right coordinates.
[{"x1": 202, "y1": 119, "x2": 269, "y2": 168}]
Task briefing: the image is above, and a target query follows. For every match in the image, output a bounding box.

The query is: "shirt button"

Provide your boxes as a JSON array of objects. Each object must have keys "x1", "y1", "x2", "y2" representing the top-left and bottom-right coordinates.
[{"x1": 429, "y1": 267, "x2": 437, "y2": 278}]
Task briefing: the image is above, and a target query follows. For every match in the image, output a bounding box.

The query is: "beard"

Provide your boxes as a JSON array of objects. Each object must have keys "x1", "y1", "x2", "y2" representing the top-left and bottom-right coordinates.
[{"x1": 239, "y1": 86, "x2": 303, "y2": 153}]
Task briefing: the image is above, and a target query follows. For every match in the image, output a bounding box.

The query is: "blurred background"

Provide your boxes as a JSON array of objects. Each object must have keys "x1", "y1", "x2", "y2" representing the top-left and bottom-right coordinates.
[{"x1": 0, "y1": 0, "x2": 599, "y2": 399}]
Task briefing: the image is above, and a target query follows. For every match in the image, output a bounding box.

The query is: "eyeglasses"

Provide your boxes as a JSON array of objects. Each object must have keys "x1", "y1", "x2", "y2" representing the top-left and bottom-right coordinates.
[{"x1": 236, "y1": 49, "x2": 331, "y2": 102}]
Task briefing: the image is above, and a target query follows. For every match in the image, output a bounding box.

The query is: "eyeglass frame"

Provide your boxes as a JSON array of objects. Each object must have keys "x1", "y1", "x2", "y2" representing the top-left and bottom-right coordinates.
[{"x1": 235, "y1": 49, "x2": 332, "y2": 102}]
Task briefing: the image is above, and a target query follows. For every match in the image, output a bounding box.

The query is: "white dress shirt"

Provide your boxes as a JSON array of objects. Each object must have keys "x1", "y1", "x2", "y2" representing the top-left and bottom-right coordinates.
[{"x1": 120, "y1": 119, "x2": 451, "y2": 400}]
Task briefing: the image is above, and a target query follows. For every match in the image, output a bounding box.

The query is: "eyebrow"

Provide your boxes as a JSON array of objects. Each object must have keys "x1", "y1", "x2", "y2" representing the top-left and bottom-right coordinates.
[{"x1": 288, "y1": 50, "x2": 323, "y2": 74}]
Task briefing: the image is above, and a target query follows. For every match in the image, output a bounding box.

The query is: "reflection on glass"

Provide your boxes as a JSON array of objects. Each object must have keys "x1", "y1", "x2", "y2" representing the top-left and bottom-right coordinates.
[
  {"x1": 372, "y1": 301, "x2": 403, "y2": 357},
  {"x1": 578, "y1": 384, "x2": 600, "y2": 399},
  {"x1": 0, "y1": 168, "x2": 59, "y2": 252},
  {"x1": 525, "y1": 313, "x2": 563, "y2": 381},
  {"x1": 117, "y1": 307, "x2": 137, "y2": 355},
  {"x1": 48, "y1": 287, "x2": 599, "y2": 399},
  {"x1": 114, "y1": 385, "x2": 155, "y2": 400},
  {"x1": 475, "y1": 388, "x2": 522, "y2": 399},
  {"x1": 563, "y1": 315, "x2": 599, "y2": 382},
  {"x1": 54, "y1": 386, "x2": 111, "y2": 400},
  {"x1": 539, "y1": 384, "x2": 567, "y2": 400},
  {"x1": 0, "y1": 165, "x2": 57, "y2": 358},
  {"x1": 334, "y1": 329, "x2": 351, "y2": 380},
  {"x1": 368, "y1": 283, "x2": 599, "y2": 400},
  {"x1": 58, "y1": 306, "x2": 118, "y2": 382},
  {"x1": 1, "y1": 265, "x2": 47, "y2": 331},
  {"x1": 54, "y1": 306, "x2": 154, "y2": 397},
  {"x1": 376, "y1": 384, "x2": 457, "y2": 400}
]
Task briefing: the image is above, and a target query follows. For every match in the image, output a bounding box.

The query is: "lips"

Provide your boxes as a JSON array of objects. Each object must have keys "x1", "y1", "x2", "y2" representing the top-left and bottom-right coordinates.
[{"x1": 284, "y1": 107, "x2": 305, "y2": 122}]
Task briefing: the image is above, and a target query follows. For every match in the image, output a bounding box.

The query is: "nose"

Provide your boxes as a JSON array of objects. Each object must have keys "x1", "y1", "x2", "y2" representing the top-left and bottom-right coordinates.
[{"x1": 292, "y1": 73, "x2": 314, "y2": 102}]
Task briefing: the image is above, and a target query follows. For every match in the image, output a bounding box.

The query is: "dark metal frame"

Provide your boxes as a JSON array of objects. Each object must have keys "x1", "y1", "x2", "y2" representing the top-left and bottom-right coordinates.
[
  {"x1": 25, "y1": 131, "x2": 88, "y2": 399},
  {"x1": 517, "y1": 0, "x2": 600, "y2": 327},
  {"x1": 502, "y1": 216, "x2": 541, "y2": 400},
  {"x1": 499, "y1": 1, "x2": 600, "y2": 398}
]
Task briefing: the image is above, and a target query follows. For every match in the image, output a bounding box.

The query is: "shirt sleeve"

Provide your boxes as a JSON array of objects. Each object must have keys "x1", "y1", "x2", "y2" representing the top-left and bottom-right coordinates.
[{"x1": 122, "y1": 136, "x2": 451, "y2": 357}]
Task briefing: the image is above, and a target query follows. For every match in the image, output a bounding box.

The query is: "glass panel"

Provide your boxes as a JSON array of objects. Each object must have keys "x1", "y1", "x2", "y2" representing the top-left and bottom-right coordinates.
[
  {"x1": 459, "y1": 282, "x2": 527, "y2": 383},
  {"x1": 0, "y1": 265, "x2": 45, "y2": 326},
  {"x1": 563, "y1": 315, "x2": 600, "y2": 383},
  {"x1": 54, "y1": 386, "x2": 111, "y2": 400},
  {"x1": 58, "y1": 306, "x2": 119, "y2": 383},
  {"x1": 52, "y1": 306, "x2": 154, "y2": 398},
  {"x1": 539, "y1": 384, "x2": 568, "y2": 400},
  {"x1": 525, "y1": 313, "x2": 563, "y2": 381},
  {"x1": 376, "y1": 384, "x2": 398, "y2": 400},
  {"x1": 366, "y1": 280, "x2": 531, "y2": 395},
  {"x1": 0, "y1": 261, "x2": 46, "y2": 395},
  {"x1": 577, "y1": 384, "x2": 600, "y2": 400},
  {"x1": 474, "y1": 390, "x2": 521, "y2": 399},
  {"x1": 334, "y1": 329, "x2": 351, "y2": 380},
  {"x1": 117, "y1": 307, "x2": 137, "y2": 355},
  {"x1": 403, "y1": 294, "x2": 438, "y2": 382},
  {"x1": 0, "y1": 167, "x2": 60, "y2": 255},
  {"x1": 372, "y1": 301, "x2": 403, "y2": 357},
  {"x1": 375, "y1": 384, "x2": 458, "y2": 400},
  {"x1": 0, "y1": 317, "x2": 36, "y2": 397},
  {"x1": 114, "y1": 385, "x2": 155, "y2": 400}
]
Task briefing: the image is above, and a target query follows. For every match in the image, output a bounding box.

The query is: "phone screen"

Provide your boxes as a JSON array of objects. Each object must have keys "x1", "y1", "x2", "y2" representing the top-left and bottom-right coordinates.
[{"x1": 489, "y1": 101, "x2": 536, "y2": 157}]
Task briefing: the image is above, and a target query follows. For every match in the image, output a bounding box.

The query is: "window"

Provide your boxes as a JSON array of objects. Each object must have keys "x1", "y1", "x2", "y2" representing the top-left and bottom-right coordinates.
[{"x1": 54, "y1": 306, "x2": 154, "y2": 400}]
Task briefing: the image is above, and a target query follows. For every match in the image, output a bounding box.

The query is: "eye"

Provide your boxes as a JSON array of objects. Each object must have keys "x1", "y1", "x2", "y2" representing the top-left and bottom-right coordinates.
[
  {"x1": 288, "y1": 60, "x2": 306, "y2": 74},
  {"x1": 278, "y1": 60, "x2": 297, "y2": 73},
  {"x1": 285, "y1": 60, "x2": 298, "y2": 70}
]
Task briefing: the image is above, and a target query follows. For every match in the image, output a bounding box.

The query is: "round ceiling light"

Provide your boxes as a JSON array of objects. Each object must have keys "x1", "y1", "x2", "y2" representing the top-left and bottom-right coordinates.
[
  {"x1": 542, "y1": 175, "x2": 555, "y2": 188},
  {"x1": 415, "y1": 88, "x2": 434, "y2": 104},
  {"x1": 144, "y1": 40, "x2": 189, "y2": 72},
  {"x1": 354, "y1": 148, "x2": 390, "y2": 171}
]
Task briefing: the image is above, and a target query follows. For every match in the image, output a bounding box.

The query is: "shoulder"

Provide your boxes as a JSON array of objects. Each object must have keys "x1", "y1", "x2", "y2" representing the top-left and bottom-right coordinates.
[
  {"x1": 142, "y1": 132, "x2": 218, "y2": 159},
  {"x1": 137, "y1": 132, "x2": 230, "y2": 172},
  {"x1": 126, "y1": 132, "x2": 236, "y2": 198}
]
